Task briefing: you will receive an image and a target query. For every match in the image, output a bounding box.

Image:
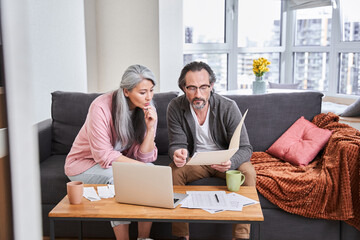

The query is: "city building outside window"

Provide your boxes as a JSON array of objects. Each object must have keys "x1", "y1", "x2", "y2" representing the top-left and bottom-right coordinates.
[
  {"x1": 292, "y1": 6, "x2": 331, "y2": 91},
  {"x1": 182, "y1": 0, "x2": 360, "y2": 96},
  {"x1": 338, "y1": 0, "x2": 360, "y2": 95}
]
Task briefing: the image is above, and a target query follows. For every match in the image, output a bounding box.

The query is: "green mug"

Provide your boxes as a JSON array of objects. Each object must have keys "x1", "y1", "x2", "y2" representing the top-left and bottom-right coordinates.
[{"x1": 226, "y1": 170, "x2": 245, "y2": 192}]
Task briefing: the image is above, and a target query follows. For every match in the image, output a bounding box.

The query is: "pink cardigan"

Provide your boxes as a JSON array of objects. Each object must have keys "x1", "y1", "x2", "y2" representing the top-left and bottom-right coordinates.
[{"x1": 64, "y1": 92, "x2": 158, "y2": 176}]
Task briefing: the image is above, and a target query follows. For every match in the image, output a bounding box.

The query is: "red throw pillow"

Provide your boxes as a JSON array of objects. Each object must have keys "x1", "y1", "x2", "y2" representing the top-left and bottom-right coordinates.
[{"x1": 266, "y1": 116, "x2": 332, "y2": 166}]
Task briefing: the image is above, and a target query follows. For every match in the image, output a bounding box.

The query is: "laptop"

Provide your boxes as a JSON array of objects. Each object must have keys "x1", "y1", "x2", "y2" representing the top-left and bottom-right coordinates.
[{"x1": 112, "y1": 162, "x2": 188, "y2": 208}]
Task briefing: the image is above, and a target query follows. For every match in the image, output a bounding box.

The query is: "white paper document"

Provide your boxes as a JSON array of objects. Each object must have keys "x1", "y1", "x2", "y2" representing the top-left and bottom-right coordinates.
[
  {"x1": 226, "y1": 193, "x2": 244, "y2": 211},
  {"x1": 227, "y1": 192, "x2": 259, "y2": 207},
  {"x1": 97, "y1": 185, "x2": 115, "y2": 199},
  {"x1": 108, "y1": 184, "x2": 115, "y2": 196},
  {"x1": 203, "y1": 209, "x2": 225, "y2": 214},
  {"x1": 83, "y1": 187, "x2": 101, "y2": 201},
  {"x1": 187, "y1": 109, "x2": 248, "y2": 165},
  {"x1": 184, "y1": 191, "x2": 231, "y2": 210},
  {"x1": 180, "y1": 190, "x2": 259, "y2": 214}
]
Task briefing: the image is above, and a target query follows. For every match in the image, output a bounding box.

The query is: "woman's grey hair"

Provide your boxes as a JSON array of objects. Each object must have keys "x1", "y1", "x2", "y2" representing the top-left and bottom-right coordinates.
[
  {"x1": 178, "y1": 61, "x2": 216, "y2": 93},
  {"x1": 112, "y1": 64, "x2": 156, "y2": 148}
]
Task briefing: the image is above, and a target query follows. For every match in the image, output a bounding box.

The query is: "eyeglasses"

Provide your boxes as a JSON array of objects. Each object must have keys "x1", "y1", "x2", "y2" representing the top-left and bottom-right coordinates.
[{"x1": 185, "y1": 84, "x2": 211, "y2": 93}]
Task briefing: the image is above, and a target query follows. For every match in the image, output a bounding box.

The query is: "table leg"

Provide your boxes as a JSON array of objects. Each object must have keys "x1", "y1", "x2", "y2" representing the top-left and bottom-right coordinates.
[
  {"x1": 78, "y1": 220, "x2": 82, "y2": 240},
  {"x1": 50, "y1": 219, "x2": 55, "y2": 240},
  {"x1": 252, "y1": 222, "x2": 260, "y2": 240}
]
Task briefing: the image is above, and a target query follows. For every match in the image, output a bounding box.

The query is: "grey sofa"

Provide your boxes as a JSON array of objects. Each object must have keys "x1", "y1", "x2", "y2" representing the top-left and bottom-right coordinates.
[{"x1": 38, "y1": 91, "x2": 360, "y2": 240}]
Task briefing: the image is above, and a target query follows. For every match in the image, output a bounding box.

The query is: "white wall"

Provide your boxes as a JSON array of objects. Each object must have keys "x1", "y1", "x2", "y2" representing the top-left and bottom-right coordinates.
[
  {"x1": 1, "y1": 1, "x2": 183, "y2": 238},
  {"x1": 159, "y1": 0, "x2": 184, "y2": 92},
  {"x1": 86, "y1": 0, "x2": 183, "y2": 93},
  {"x1": 94, "y1": 0, "x2": 160, "y2": 93},
  {"x1": 1, "y1": 0, "x2": 89, "y2": 239},
  {"x1": 1, "y1": 0, "x2": 42, "y2": 239},
  {"x1": 30, "y1": 0, "x2": 88, "y2": 123},
  {"x1": 84, "y1": 0, "x2": 99, "y2": 93}
]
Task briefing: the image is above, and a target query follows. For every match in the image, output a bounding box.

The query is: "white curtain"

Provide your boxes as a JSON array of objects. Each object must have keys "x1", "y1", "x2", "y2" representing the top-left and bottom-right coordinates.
[{"x1": 287, "y1": 0, "x2": 332, "y2": 10}]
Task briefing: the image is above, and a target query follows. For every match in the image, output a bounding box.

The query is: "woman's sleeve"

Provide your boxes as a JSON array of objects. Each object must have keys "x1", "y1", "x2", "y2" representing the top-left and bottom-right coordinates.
[
  {"x1": 87, "y1": 103, "x2": 122, "y2": 168},
  {"x1": 129, "y1": 118, "x2": 159, "y2": 163},
  {"x1": 132, "y1": 143, "x2": 158, "y2": 163}
]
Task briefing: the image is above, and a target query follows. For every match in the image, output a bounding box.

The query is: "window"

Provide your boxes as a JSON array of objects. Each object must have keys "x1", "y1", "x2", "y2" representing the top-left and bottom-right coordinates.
[
  {"x1": 183, "y1": 0, "x2": 225, "y2": 44},
  {"x1": 237, "y1": 0, "x2": 282, "y2": 89},
  {"x1": 338, "y1": 0, "x2": 360, "y2": 95},
  {"x1": 183, "y1": 0, "x2": 228, "y2": 92},
  {"x1": 292, "y1": 6, "x2": 331, "y2": 91},
  {"x1": 182, "y1": 0, "x2": 360, "y2": 96},
  {"x1": 339, "y1": 53, "x2": 360, "y2": 95},
  {"x1": 341, "y1": 0, "x2": 360, "y2": 42},
  {"x1": 293, "y1": 52, "x2": 329, "y2": 91},
  {"x1": 238, "y1": 53, "x2": 280, "y2": 88},
  {"x1": 183, "y1": 0, "x2": 282, "y2": 92},
  {"x1": 183, "y1": 54, "x2": 228, "y2": 91},
  {"x1": 294, "y1": 7, "x2": 332, "y2": 46},
  {"x1": 238, "y1": 0, "x2": 281, "y2": 48}
]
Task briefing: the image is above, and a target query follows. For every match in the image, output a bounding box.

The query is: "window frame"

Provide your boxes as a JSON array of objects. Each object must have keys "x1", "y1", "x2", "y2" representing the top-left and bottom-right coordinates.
[{"x1": 182, "y1": 0, "x2": 360, "y2": 97}]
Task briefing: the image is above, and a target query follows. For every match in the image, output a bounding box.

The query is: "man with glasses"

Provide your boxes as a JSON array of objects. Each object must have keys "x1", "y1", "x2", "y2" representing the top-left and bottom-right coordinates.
[{"x1": 167, "y1": 61, "x2": 256, "y2": 240}]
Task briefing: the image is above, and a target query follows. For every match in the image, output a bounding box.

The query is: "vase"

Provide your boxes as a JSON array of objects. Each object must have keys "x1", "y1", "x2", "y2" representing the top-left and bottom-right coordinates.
[{"x1": 252, "y1": 76, "x2": 266, "y2": 95}]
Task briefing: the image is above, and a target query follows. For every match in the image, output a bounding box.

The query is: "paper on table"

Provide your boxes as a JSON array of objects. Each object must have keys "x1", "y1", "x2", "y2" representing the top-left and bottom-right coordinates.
[
  {"x1": 83, "y1": 187, "x2": 101, "y2": 201},
  {"x1": 187, "y1": 109, "x2": 248, "y2": 165},
  {"x1": 184, "y1": 191, "x2": 231, "y2": 210},
  {"x1": 108, "y1": 184, "x2": 115, "y2": 196},
  {"x1": 97, "y1": 186, "x2": 114, "y2": 199},
  {"x1": 227, "y1": 192, "x2": 259, "y2": 207},
  {"x1": 202, "y1": 193, "x2": 258, "y2": 213},
  {"x1": 225, "y1": 193, "x2": 244, "y2": 211},
  {"x1": 203, "y1": 209, "x2": 225, "y2": 214},
  {"x1": 180, "y1": 190, "x2": 258, "y2": 213}
]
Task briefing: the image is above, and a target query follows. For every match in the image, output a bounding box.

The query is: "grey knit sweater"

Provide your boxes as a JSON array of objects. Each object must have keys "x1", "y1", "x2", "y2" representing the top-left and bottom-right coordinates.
[{"x1": 166, "y1": 93, "x2": 253, "y2": 170}]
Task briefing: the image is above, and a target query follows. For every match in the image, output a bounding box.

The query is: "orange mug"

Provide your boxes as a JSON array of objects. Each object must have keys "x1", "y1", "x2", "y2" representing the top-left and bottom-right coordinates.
[{"x1": 66, "y1": 181, "x2": 84, "y2": 204}]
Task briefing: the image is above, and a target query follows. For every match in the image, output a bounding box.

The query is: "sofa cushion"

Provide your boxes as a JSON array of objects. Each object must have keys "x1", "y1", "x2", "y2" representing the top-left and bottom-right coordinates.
[
  {"x1": 51, "y1": 91, "x2": 178, "y2": 155},
  {"x1": 52, "y1": 91, "x2": 101, "y2": 155},
  {"x1": 152, "y1": 91, "x2": 179, "y2": 154},
  {"x1": 259, "y1": 209, "x2": 341, "y2": 240},
  {"x1": 266, "y1": 116, "x2": 332, "y2": 166},
  {"x1": 189, "y1": 177, "x2": 226, "y2": 186},
  {"x1": 154, "y1": 154, "x2": 172, "y2": 167},
  {"x1": 340, "y1": 98, "x2": 360, "y2": 117},
  {"x1": 225, "y1": 92, "x2": 323, "y2": 151},
  {"x1": 268, "y1": 82, "x2": 300, "y2": 89},
  {"x1": 40, "y1": 154, "x2": 68, "y2": 204}
]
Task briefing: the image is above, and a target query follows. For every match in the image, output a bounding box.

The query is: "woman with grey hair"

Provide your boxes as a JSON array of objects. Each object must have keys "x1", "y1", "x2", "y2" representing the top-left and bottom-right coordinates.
[{"x1": 65, "y1": 64, "x2": 158, "y2": 240}]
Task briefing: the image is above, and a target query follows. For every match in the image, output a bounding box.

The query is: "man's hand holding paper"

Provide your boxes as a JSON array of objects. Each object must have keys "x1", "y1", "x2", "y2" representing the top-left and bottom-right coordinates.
[
  {"x1": 211, "y1": 160, "x2": 231, "y2": 172},
  {"x1": 186, "y1": 109, "x2": 248, "y2": 166}
]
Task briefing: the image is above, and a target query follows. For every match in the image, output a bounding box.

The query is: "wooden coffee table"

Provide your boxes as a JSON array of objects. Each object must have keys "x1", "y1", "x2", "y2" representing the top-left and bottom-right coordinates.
[{"x1": 49, "y1": 185, "x2": 263, "y2": 240}]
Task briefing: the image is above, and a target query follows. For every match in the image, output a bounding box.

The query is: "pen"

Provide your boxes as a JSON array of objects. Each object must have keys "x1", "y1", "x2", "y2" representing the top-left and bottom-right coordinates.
[{"x1": 215, "y1": 194, "x2": 219, "y2": 203}]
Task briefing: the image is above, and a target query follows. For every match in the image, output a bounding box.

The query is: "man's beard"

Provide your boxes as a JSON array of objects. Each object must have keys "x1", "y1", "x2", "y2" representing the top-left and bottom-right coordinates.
[{"x1": 191, "y1": 97, "x2": 206, "y2": 109}]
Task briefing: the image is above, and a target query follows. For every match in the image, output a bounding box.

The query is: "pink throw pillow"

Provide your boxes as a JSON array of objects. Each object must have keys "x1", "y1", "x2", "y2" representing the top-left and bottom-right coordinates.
[{"x1": 266, "y1": 116, "x2": 332, "y2": 166}]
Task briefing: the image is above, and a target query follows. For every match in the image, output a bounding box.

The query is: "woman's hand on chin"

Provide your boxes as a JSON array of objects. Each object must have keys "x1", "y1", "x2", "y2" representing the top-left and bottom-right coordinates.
[{"x1": 143, "y1": 106, "x2": 157, "y2": 131}]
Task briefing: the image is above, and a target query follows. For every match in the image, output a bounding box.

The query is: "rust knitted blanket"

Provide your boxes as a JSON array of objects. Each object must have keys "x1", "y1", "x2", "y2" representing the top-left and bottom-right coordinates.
[{"x1": 251, "y1": 113, "x2": 360, "y2": 230}]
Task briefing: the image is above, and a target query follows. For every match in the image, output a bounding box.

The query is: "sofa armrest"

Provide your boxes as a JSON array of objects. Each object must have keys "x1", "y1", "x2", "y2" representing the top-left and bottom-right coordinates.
[
  {"x1": 37, "y1": 118, "x2": 52, "y2": 162},
  {"x1": 339, "y1": 116, "x2": 360, "y2": 131}
]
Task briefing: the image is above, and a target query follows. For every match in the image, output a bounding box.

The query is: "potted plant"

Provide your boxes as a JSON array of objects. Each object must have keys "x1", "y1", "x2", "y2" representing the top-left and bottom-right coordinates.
[{"x1": 252, "y1": 57, "x2": 271, "y2": 94}]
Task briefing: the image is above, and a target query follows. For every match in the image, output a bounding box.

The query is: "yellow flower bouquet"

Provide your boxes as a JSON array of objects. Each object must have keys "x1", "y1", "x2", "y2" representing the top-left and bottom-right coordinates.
[{"x1": 253, "y1": 57, "x2": 271, "y2": 78}]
